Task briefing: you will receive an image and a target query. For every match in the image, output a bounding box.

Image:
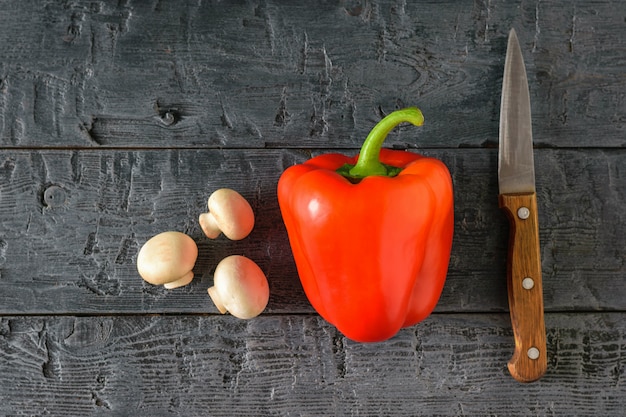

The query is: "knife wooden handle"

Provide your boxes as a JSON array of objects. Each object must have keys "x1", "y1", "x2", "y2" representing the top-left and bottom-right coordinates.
[{"x1": 499, "y1": 192, "x2": 547, "y2": 382}]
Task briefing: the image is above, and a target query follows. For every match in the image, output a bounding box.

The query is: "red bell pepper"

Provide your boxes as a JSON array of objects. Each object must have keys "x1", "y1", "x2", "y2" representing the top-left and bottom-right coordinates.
[{"x1": 277, "y1": 107, "x2": 454, "y2": 343}]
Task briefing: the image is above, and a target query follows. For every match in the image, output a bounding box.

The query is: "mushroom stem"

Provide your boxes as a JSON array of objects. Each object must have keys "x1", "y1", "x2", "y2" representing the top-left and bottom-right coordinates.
[
  {"x1": 207, "y1": 286, "x2": 228, "y2": 314},
  {"x1": 198, "y1": 212, "x2": 221, "y2": 239},
  {"x1": 163, "y1": 271, "x2": 195, "y2": 289}
]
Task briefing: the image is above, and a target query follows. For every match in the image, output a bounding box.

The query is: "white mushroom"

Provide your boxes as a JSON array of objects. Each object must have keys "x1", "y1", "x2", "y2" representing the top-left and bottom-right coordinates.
[
  {"x1": 199, "y1": 188, "x2": 254, "y2": 240},
  {"x1": 207, "y1": 255, "x2": 269, "y2": 319},
  {"x1": 136, "y1": 231, "x2": 198, "y2": 289}
]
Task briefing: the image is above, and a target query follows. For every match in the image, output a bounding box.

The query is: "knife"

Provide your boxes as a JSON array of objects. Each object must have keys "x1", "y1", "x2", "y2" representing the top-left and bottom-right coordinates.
[{"x1": 498, "y1": 28, "x2": 547, "y2": 383}]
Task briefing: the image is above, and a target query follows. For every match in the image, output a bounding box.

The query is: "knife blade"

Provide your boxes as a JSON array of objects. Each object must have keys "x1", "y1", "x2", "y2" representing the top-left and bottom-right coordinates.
[{"x1": 498, "y1": 28, "x2": 547, "y2": 383}]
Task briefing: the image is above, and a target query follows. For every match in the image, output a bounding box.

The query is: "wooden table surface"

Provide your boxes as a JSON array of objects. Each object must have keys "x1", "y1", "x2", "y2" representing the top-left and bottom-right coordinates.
[{"x1": 1, "y1": 1, "x2": 624, "y2": 415}]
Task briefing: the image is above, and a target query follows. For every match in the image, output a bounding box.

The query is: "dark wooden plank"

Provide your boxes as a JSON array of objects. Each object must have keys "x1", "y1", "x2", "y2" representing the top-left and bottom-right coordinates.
[
  {"x1": 1, "y1": 148, "x2": 623, "y2": 314},
  {"x1": 0, "y1": 148, "x2": 306, "y2": 313},
  {"x1": 0, "y1": 1, "x2": 624, "y2": 415},
  {"x1": 0, "y1": 313, "x2": 624, "y2": 416},
  {"x1": 1, "y1": 1, "x2": 624, "y2": 149}
]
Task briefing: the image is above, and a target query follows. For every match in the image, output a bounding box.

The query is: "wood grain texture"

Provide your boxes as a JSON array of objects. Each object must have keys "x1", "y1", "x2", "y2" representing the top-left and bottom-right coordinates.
[
  {"x1": 500, "y1": 192, "x2": 547, "y2": 382},
  {"x1": 0, "y1": 149, "x2": 624, "y2": 314},
  {"x1": 1, "y1": 0, "x2": 625, "y2": 415},
  {"x1": 0, "y1": 313, "x2": 624, "y2": 416},
  {"x1": 0, "y1": 0, "x2": 624, "y2": 149}
]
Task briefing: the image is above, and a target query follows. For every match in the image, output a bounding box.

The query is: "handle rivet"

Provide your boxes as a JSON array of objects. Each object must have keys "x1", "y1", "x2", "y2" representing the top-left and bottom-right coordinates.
[
  {"x1": 522, "y1": 277, "x2": 535, "y2": 290},
  {"x1": 517, "y1": 207, "x2": 530, "y2": 220},
  {"x1": 527, "y1": 347, "x2": 540, "y2": 360}
]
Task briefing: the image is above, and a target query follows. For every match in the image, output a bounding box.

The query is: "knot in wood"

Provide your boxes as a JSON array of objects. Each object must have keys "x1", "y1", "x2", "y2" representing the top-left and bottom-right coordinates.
[
  {"x1": 43, "y1": 185, "x2": 67, "y2": 208},
  {"x1": 159, "y1": 110, "x2": 179, "y2": 127}
]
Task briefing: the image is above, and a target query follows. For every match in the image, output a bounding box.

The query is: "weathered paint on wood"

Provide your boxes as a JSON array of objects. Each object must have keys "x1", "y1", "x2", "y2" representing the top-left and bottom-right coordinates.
[
  {"x1": 1, "y1": 313, "x2": 625, "y2": 416},
  {"x1": 0, "y1": 149, "x2": 623, "y2": 314},
  {"x1": 1, "y1": 0, "x2": 625, "y2": 415},
  {"x1": 0, "y1": 1, "x2": 624, "y2": 149}
]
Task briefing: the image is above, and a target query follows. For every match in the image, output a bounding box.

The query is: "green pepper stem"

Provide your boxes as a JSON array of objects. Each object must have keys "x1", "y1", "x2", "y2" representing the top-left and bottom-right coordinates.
[{"x1": 346, "y1": 107, "x2": 424, "y2": 179}]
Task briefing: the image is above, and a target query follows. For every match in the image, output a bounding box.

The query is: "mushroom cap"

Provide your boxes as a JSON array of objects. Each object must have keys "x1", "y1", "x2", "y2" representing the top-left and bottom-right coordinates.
[
  {"x1": 137, "y1": 231, "x2": 198, "y2": 286},
  {"x1": 206, "y1": 188, "x2": 255, "y2": 240},
  {"x1": 209, "y1": 255, "x2": 269, "y2": 319}
]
